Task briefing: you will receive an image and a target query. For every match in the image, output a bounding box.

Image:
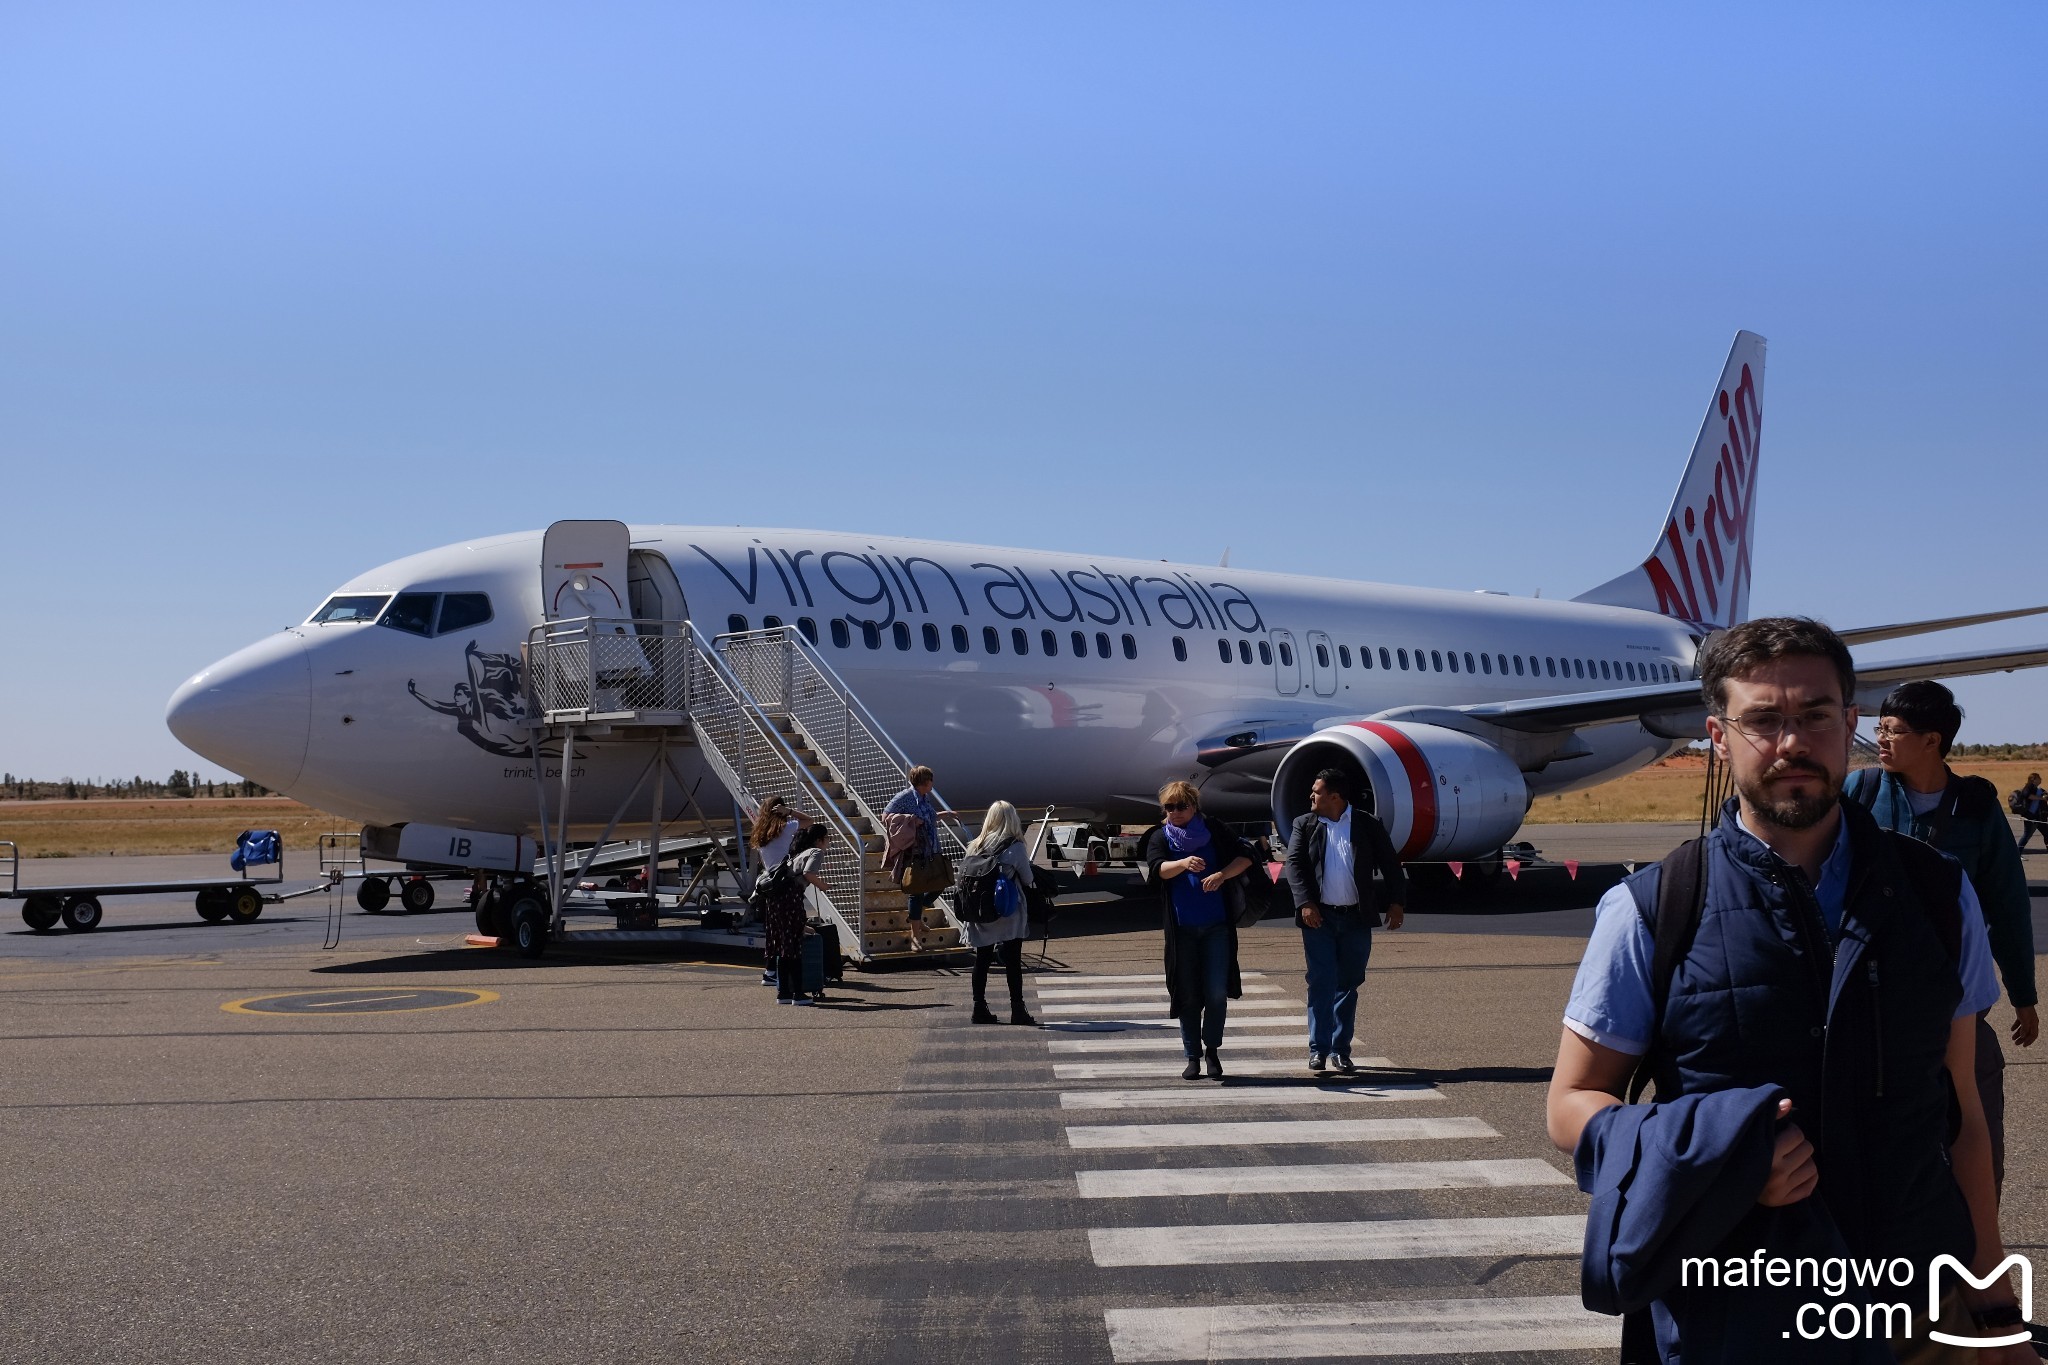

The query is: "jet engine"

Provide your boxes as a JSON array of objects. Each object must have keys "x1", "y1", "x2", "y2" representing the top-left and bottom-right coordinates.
[{"x1": 1270, "y1": 721, "x2": 1530, "y2": 861}]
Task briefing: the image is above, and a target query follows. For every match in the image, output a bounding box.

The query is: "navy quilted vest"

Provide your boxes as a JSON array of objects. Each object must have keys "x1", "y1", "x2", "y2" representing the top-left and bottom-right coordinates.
[{"x1": 1624, "y1": 799, "x2": 1973, "y2": 1271}]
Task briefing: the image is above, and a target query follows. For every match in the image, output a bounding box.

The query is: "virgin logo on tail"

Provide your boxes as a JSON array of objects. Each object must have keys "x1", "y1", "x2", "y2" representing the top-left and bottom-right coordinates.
[
  {"x1": 1573, "y1": 331, "x2": 1766, "y2": 632},
  {"x1": 1643, "y1": 360, "x2": 1760, "y2": 629}
]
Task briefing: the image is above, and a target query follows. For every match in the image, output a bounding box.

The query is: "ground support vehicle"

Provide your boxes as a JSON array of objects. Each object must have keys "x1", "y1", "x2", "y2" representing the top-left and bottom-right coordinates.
[{"x1": 2, "y1": 833, "x2": 326, "y2": 932}]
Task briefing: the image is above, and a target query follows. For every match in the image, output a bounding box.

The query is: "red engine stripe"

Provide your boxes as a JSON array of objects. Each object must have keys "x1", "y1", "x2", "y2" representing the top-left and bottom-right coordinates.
[{"x1": 1351, "y1": 721, "x2": 1438, "y2": 860}]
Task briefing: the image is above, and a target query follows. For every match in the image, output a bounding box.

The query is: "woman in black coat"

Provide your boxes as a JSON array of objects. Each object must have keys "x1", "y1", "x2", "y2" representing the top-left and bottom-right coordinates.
[{"x1": 1140, "y1": 780, "x2": 1256, "y2": 1080}]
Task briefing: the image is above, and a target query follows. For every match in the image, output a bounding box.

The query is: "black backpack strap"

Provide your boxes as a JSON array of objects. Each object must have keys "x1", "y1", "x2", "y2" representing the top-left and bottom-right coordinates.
[
  {"x1": 1841, "y1": 767, "x2": 1879, "y2": 810},
  {"x1": 1627, "y1": 837, "x2": 1707, "y2": 1103}
]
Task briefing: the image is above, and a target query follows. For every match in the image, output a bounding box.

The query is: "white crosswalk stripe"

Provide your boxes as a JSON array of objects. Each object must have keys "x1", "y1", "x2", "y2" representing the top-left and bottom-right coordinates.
[
  {"x1": 1055, "y1": 1057, "x2": 1381, "y2": 1080},
  {"x1": 1089, "y1": 1213, "x2": 1586, "y2": 1266},
  {"x1": 1102, "y1": 1296, "x2": 1620, "y2": 1361},
  {"x1": 1065, "y1": 1115, "x2": 1497, "y2": 1149},
  {"x1": 1061, "y1": 1081, "x2": 1438, "y2": 1111},
  {"x1": 1035, "y1": 984, "x2": 1286, "y2": 1000},
  {"x1": 1032, "y1": 972, "x2": 1271, "y2": 985},
  {"x1": 1076, "y1": 1157, "x2": 1570, "y2": 1199},
  {"x1": 1039, "y1": 998, "x2": 1296, "y2": 1016},
  {"x1": 1014, "y1": 969, "x2": 1594, "y2": 1360},
  {"x1": 1047, "y1": 1035, "x2": 1309, "y2": 1053},
  {"x1": 1044, "y1": 1015, "x2": 1304, "y2": 1032}
]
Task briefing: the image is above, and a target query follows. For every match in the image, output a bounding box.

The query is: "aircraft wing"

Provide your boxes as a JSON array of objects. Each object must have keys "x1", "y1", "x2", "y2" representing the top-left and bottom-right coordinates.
[
  {"x1": 1848, "y1": 641, "x2": 2048, "y2": 700},
  {"x1": 1835, "y1": 605, "x2": 2048, "y2": 646},
  {"x1": 1455, "y1": 640, "x2": 2048, "y2": 736}
]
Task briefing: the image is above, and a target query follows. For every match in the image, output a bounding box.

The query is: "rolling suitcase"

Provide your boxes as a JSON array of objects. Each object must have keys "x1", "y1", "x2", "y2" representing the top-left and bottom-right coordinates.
[
  {"x1": 800, "y1": 930, "x2": 826, "y2": 997},
  {"x1": 815, "y1": 921, "x2": 844, "y2": 983}
]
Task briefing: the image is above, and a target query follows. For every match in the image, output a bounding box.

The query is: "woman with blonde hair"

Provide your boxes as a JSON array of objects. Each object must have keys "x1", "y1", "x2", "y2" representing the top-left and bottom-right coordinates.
[
  {"x1": 1141, "y1": 779, "x2": 1254, "y2": 1079},
  {"x1": 959, "y1": 800, "x2": 1038, "y2": 1026}
]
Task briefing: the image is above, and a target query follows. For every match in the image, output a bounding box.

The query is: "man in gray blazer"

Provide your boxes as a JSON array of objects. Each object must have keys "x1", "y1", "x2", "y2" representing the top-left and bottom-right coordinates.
[{"x1": 1284, "y1": 767, "x2": 1407, "y2": 1073}]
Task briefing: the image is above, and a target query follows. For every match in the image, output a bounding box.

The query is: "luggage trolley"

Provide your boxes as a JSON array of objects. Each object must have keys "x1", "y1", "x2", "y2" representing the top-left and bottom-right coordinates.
[{"x1": 1, "y1": 831, "x2": 322, "y2": 932}]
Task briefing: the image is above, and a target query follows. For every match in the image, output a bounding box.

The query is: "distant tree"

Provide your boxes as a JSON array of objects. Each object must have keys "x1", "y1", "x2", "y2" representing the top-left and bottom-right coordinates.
[
  {"x1": 63, "y1": 780, "x2": 78, "y2": 799},
  {"x1": 167, "y1": 769, "x2": 194, "y2": 798}
]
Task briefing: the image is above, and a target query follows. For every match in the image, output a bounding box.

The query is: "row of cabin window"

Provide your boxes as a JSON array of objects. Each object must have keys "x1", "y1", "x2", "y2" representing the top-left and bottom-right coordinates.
[
  {"x1": 1334, "y1": 644, "x2": 1683, "y2": 685},
  {"x1": 729, "y1": 614, "x2": 1140, "y2": 661},
  {"x1": 1165, "y1": 634, "x2": 1685, "y2": 685},
  {"x1": 726, "y1": 613, "x2": 1685, "y2": 686}
]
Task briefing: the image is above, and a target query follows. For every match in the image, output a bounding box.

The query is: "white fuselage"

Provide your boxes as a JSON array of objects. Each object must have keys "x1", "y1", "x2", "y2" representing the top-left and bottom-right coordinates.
[{"x1": 168, "y1": 526, "x2": 1699, "y2": 838}]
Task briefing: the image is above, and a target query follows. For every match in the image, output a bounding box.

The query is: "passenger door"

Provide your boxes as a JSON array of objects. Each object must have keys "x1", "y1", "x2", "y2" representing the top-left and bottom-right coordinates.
[
  {"x1": 1305, "y1": 630, "x2": 1337, "y2": 697},
  {"x1": 1270, "y1": 628, "x2": 1302, "y2": 696}
]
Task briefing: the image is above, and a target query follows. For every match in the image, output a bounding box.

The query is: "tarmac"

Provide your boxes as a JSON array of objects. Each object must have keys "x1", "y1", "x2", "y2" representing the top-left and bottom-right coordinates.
[{"x1": 4, "y1": 822, "x2": 2046, "y2": 1363}]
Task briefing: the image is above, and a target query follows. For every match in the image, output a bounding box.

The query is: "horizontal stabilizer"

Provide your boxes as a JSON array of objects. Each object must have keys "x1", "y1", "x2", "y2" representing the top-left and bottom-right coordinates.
[{"x1": 1836, "y1": 605, "x2": 2048, "y2": 647}]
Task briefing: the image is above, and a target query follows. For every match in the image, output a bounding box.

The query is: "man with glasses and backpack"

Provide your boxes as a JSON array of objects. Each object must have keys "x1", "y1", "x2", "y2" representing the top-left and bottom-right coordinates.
[
  {"x1": 1546, "y1": 619, "x2": 2026, "y2": 1362},
  {"x1": 1844, "y1": 681, "x2": 2036, "y2": 1197}
]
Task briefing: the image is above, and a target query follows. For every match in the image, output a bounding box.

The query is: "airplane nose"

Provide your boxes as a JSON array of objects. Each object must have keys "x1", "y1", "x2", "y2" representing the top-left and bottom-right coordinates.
[{"x1": 166, "y1": 632, "x2": 312, "y2": 791}]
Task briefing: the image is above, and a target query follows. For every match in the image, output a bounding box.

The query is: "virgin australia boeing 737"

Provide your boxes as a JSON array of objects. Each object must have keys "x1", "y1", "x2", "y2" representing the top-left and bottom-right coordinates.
[{"x1": 164, "y1": 332, "x2": 2047, "y2": 864}]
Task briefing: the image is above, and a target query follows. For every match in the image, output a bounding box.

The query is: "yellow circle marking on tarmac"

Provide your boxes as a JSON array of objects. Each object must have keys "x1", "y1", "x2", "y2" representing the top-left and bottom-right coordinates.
[{"x1": 221, "y1": 988, "x2": 500, "y2": 1016}]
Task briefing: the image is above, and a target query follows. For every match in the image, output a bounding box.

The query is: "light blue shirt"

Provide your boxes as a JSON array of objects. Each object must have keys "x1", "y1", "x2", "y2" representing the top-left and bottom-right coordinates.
[
  {"x1": 1564, "y1": 813, "x2": 1999, "y2": 1056},
  {"x1": 1319, "y1": 806, "x2": 1359, "y2": 906}
]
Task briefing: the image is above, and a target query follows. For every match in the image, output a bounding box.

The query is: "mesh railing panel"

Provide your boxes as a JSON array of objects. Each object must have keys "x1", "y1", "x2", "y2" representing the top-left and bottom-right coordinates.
[
  {"x1": 719, "y1": 629, "x2": 972, "y2": 866},
  {"x1": 528, "y1": 619, "x2": 693, "y2": 717},
  {"x1": 526, "y1": 619, "x2": 871, "y2": 951}
]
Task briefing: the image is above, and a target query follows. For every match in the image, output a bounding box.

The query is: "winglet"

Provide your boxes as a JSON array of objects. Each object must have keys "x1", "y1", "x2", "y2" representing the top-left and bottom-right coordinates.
[{"x1": 1574, "y1": 331, "x2": 1766, "y2": 631}]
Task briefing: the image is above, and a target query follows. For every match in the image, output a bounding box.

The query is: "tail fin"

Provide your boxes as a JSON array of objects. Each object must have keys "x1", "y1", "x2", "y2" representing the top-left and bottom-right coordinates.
[{"x1": 1574, "y1": 330, "x2": 1766, "y2": 631}]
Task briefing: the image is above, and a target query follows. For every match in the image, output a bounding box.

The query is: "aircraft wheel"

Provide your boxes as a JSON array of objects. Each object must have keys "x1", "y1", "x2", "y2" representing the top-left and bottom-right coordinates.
[
  {"x1": 225, "y1": 887, "x2": 264, "y2": 924},
  {"x1": 22, "y1": 896, "x2": 61, "y2": 931},
  {"x1": 61, "y1": 895, "x2": 103, "y2": 932},
  {"x1": 356, "y1": 877, "x2": 392, "y2": 913},
  {"x1": 399, "y1": 878, "x2": 436, "y2": 914},
  {"x1": 507, "y1": 898, "x2": 549, "y2": 958},
  {"x1": 475, "y1": 887, "x2": 505, "y2": 937},
  {"x1": 196, "y1": 890, "x2": 229, "y2": 923}
]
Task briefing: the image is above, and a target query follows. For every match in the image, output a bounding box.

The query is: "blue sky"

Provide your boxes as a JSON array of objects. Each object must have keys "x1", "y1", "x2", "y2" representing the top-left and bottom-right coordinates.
[{"x1": 3, "y1": 2, "x2": 2043, "y2": 784}]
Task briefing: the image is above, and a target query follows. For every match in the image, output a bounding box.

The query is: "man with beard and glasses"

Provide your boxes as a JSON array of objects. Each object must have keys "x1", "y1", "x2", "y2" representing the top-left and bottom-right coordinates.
[{"x1": 1546, "y1": 618, "x2": 2025, "y2": 1363}]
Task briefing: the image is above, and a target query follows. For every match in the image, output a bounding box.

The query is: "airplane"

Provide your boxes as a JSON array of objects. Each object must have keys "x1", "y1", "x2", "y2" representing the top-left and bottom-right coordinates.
[{"x1": 164, "y1": 331, "x2": 2048, "y2": 878}]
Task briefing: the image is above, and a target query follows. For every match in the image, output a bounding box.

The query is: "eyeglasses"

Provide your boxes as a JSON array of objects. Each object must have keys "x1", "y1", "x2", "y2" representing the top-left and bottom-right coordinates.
[
  {"x1": 1161, "y1": 801, "x2": 1191, "y2": 813},
  {"x1": 1873, "y1": 723, "x2": 1926, "y2": 741},
  {"x1": 1723, "y1": 709, "x2": 1845, "y2": 740}
]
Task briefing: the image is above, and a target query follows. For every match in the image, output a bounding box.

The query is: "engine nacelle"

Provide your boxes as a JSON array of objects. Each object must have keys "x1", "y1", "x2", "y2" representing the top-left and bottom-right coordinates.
[{"x1": 1270, "y1": 721, "x2": 1530, "y2": 861}]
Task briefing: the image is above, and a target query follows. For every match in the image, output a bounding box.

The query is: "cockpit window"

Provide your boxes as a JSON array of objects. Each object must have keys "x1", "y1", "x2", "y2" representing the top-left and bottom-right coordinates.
[
  {"x1": 438, "y1": 593, "x2": 493, "y2": 633},
  {"x1": 309, "y1": 595, "x2": 391, "y2": 624},
  {"x1": 379, "y1": 593, "x2": 439, "y2": 637}
]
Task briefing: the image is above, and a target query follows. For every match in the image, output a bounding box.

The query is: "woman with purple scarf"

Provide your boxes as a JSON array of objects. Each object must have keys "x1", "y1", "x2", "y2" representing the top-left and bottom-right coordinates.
[{"x1": 1141, "y1": 780, "x2": 1256, "y2": 1080}]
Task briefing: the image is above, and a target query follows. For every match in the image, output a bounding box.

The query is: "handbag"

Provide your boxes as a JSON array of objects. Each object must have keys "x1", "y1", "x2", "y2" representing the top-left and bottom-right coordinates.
[
  {"x1": 900, "y1": 854, "x2": 954, "y2": 896},
  {"x1": 1232, "y1": 860, "x2": 1279, "y2": 928}
]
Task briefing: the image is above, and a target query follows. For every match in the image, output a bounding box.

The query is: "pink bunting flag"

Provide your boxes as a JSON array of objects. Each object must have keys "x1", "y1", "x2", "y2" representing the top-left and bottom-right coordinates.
[
  {"x1": 1448, "y1": 861, "x2": 1464, "y2": 879},
  {"x1": 1505, "y1": 859, "x2": 1522, "y2": 881},
  {"x1": 1564, "y1": 860, "x2": 1580, "y2": 881}
]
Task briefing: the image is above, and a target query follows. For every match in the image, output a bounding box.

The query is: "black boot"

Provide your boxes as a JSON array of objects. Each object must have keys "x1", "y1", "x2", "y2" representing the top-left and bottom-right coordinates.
[
  {"x1": 1205, "y1": 1047, "x2": 1223, "y2": 1080},
  {"x1": 1009, "y1": 1005, "x2": 1038, "y2": 1027},
  {"x1": 1180, "y1": 1055, "x2": 1202, "y2": 1081},
  {"x1": 972, "y1": 1000, "x2": 999, "y2": 1025}
]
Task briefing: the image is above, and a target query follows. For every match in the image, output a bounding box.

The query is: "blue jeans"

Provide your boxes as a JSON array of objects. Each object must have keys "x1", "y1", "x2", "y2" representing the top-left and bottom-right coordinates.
[
  {"x1": 1301, "y1": 908, "x2": 1373, "y2": 1056},
  {"x1": 1175, "y1": 920, "x2": 1232, "y2": 1057}
]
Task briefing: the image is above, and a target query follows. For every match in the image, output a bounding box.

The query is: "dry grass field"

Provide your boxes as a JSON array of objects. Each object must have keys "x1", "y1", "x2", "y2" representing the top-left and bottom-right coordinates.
[
  {"x1": 0, "y1": 798, "x2": 351, "y2": 858},
  {"x1": 1527, "y1": 755, "x2": 2046, "y2": 825},
  {"x1": 3, "y1": 759, "x2": 2042, "y2": 856}
]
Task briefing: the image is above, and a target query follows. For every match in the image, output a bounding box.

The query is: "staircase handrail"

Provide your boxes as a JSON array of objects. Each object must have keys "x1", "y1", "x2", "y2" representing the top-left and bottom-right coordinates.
[
  {"x1": 677, "y1": 631, "x2": 871, "y2": 952},
  {"x1": 714, "y1": 627, "x2": 974, "y2": 859},
  {"x1": 526, "y1": 617, "x2": 870, "y2": 952}
]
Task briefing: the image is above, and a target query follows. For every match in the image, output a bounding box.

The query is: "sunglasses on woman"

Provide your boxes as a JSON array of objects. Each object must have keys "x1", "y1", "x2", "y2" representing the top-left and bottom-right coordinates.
[{"x1": 1162, "y1": 801, "x2": 1191, "y2": 812}]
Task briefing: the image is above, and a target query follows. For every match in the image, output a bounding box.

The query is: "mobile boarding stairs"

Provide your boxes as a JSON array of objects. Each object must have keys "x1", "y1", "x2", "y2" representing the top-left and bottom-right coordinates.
[{"x1": 514, "y1": 619, "x2": 972, "y2": 964}]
